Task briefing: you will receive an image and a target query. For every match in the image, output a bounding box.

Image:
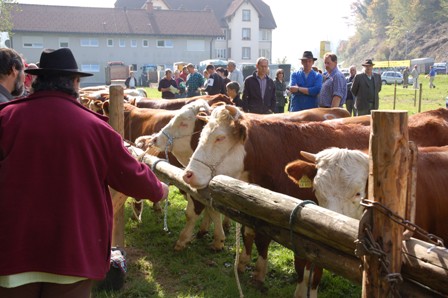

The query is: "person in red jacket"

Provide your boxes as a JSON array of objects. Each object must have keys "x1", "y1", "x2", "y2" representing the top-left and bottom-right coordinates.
[{"x1": 0, "y1": 48, "x2": 169, "y2": 297}]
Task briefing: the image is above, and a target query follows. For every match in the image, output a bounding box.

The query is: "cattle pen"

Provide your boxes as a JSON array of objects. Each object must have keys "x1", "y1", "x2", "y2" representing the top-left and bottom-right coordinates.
[{"x1": 107, "y1": 88, "x2": 448, "y2": 297}]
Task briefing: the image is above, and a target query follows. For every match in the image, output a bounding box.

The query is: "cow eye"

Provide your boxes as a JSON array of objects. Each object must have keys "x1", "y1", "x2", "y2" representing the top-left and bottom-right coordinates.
[{"x1": 215, "y1": 136, "x2": 225, "y2": 143}]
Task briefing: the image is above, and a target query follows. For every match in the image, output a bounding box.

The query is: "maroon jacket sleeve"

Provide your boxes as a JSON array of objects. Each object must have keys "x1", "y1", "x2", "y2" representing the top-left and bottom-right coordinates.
[{"x1": 106, "y1": 133, "x2": 165, "y2": 202}]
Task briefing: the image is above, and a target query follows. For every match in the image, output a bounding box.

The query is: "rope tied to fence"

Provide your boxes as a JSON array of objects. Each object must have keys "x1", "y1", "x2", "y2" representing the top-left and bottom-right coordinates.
[{"x1": 289, "y1": 200, "x2": 317, "y2": 298}]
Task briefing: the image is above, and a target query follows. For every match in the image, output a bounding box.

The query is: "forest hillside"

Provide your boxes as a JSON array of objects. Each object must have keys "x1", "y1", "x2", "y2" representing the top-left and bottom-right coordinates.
[{"x1": 338, "y1": 0, "x2": 448, "y2": 66}]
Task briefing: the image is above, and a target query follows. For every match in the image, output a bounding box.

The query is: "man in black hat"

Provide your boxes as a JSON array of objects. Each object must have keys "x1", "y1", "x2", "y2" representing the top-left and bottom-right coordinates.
[
  {"x1": 0, "y1": 48, "x2": 169, "y2": 297},
  {"x1": 289, "y1": 51, "x2": 323, "y2": 111},
  {"x1": 351, "y1": 59, "x2": 382, "y2": 116}
]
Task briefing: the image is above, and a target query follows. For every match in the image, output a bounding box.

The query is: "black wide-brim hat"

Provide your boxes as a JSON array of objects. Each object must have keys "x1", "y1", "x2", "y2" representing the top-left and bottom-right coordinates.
[
  {"x1": 362, "y1": 59, "x2": 375, "y2": 66},
  {"x1": 300, "y1": 51, "x2": 317, "y2": 61},
  {"x1": 25, "y1": 48, "x2": 93, "y2": 77}
]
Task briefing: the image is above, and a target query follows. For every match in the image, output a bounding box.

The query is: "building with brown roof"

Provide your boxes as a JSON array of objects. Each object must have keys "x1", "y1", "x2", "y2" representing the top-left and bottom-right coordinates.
[{"x1": 8, "y1": 0, "x2": 276, "y2": 85}]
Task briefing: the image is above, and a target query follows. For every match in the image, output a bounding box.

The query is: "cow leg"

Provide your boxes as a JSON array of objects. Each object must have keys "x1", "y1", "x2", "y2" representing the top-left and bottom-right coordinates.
[
  {"x1": 197, "y1": 208, "x2": 211, "y2": 238},
  {"x1": 152, "y1": 201, "x2": 162, "y2": 213},
  {"x1": 207, "y1": 208, "x2": 225, "y2": 251},
  {"x1": 238, "y1": 226, "x2": 255, "y2": 273},
  {"x1": 222, "y1": 215, "x2": 231, "y2": 235},
  {"x1": 174, "y1": 194, "x2": 205, "y2": 251},
  {"x1": 293, "y1": 258, "x2": 321, "y2": 298},
  {"x1": 251, "y1": 233, "x2": 271, "y2": 287},
  {"x1": 131, "y1": 200, "x2": 144, "y2": 222}
]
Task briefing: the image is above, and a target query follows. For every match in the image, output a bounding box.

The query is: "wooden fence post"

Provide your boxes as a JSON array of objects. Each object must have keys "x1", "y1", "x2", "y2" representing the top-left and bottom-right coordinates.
[
  {"x1": 361, "y1": 111, "x2": 409, "y2": 297},
  {"x1": 418, "y1": 83, "x2": 423, "y2": 113},
  {"x1": 393, "y1": 81, "x2": 397, "y2": 110},
  {"x1": 109, "y1": 85, "x2": 125, "y2": 247}
]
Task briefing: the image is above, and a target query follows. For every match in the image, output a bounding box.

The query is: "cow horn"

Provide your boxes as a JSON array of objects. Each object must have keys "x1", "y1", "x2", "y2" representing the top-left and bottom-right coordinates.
[
  {"x1": 225, "y1": 105, "x2": 239, "y2": 118},
  {"x1": 300, "y1": 151, "x2": 316, "y2": 163},
  {"x1": 196, "y1": 112, "x2": 209, "y2": 122}
]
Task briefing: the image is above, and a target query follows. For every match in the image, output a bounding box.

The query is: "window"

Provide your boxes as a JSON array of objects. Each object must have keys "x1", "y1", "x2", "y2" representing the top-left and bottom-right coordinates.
[
  {"x1": 242, "y1": 9, "x2": 251, "y2": 21},
  {"x1": 215, "y1": 48, "x2": 227, "y2": 59},
  {"x1": 228, "y1": 29, "x2": 232, "y2": 40},
  {"x1": 259, "y1": 49, "x2": 270, "y2": 60},
  {"x1": 142, "y1": 39, "x2": 149, "y2": 47},
  {"x1": 23, "y1": 36, "x2": 43, "y2": 48},
  {"x1": 80, "y1": 38, "x2": 99, "y2": 47},
  {"x1": 260, "y1": 29, "x2": 272, "y2": 41},
  {"x1": 119, "y1": 39, "x2": 125, "y2": 47},
  {"x1": 187, "y1": 40, "x2": 205, "y2": 51},
  {"x1": 242, "y1": 28, "x2": 251, "y2": 40},
  {"x1": 156, "y1": 40, "x2": 173, "y2": 48},
  {"x1": 242, "y1": 47, "x2": 251, "y2": 60},
  {"x1": 216, "y1": 29, "x2": 226, "y2": 41},
  {"x1": 59, "y1": 37, "x2": 69, "y2": 48},
  {"x1": 107, "y1": 39, "x2": 114, "y2": 47},
  {"x1": 228, "y1": 48, "x2": 231, "y2": 59},
  {"x1": 130, "y1": 39, "x2": 137, "y2": 48},
  {"x1": 81, "y1": 64, "x2": 100, "y2": 72}
]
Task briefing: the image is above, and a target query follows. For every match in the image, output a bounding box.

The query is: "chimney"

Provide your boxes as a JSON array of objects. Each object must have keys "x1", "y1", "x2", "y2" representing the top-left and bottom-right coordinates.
[{"x1": 144, "y1": 0, "x2": 154, "y2": 13}]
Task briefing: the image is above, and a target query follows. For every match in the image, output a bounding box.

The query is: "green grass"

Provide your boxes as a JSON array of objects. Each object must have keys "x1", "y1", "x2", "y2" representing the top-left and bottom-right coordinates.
[{"x1": 365, "y1": 74, "x2": 447, "y2": 114}]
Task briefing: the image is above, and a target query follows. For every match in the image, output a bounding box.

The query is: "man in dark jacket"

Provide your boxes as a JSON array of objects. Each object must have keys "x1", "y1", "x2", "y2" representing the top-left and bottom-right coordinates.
[
  {"x1": 345, "y1": 65, "x2": 357, "y2": 116},
  {"x1": 242, "y1": 57, "x2": 276, "y2": 114},
  {"x1": 204, "y1": 64, "x2": 224, "y2": 95},
  {"x1": 351, "y1": 59, "x2": 382, "y2": 116}
]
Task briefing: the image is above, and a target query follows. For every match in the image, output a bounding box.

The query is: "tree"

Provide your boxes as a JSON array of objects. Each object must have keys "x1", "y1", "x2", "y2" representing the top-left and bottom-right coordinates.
[{"x1": 0, "y1": 0, "x2": 18, "y2": 37}]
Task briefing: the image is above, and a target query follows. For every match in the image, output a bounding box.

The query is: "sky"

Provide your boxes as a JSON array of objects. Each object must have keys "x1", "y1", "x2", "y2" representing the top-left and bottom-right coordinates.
[{"x1": 18, "y1": 0, "x2": 356, "y2": 69}]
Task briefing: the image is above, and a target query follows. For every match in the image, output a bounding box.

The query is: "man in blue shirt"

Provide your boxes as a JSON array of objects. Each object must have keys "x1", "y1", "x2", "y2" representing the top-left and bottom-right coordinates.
[
  {"x1": 318, "y1": 52, "x2": 347, "y2": 108},
  {"x1": 426, "y1": 66, "x2": 436, "y2": 88},
  {"x1": 289, "y1": 51, "x2": 323, "y2": 111},
  {"x1": 186, "y1": 63, "x2": 204, "y2": 97}
]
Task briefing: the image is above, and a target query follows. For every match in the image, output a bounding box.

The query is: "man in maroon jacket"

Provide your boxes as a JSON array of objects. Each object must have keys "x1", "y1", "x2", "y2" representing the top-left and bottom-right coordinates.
[{"x1": 0, "y1": 48, "x2": 169, "y2": 297}]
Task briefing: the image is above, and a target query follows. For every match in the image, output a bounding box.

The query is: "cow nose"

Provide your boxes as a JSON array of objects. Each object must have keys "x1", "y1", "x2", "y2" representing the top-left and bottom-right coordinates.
[{"x1": 183, "y1": 170, "x2": 194, "y2": 184}]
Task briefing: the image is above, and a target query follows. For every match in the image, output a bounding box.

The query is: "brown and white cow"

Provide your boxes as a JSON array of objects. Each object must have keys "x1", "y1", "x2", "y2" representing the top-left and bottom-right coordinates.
[
  {"x1": 181, "y1": 105, "x2": 448, "y2": 297},
  {"x1": 136, "y1": 107, "x2": 351, "y2": 251},
  {"x1": 285, "y1": 146, "x2": 448, "y2": 245},
  {"x1": 135, "y1": 94, "x2": 234, "y2": 110}
]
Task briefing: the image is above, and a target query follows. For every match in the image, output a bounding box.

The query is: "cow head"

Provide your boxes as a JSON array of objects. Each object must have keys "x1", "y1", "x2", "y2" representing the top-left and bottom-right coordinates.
[
  {"x1": 148, "y1": 99, "x2": 210, "y2": 166},
  {"x1": 286, "y1": 147, "x2": 369, "y2": 219},
  {"x1": 183, "y1": 105, "x2": 247, "y2": 189}
]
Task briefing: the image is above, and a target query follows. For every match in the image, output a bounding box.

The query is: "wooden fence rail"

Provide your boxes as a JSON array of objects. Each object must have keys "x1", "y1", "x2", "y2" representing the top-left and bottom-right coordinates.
[{"x1": 124, "y1": 146, "x2": 448, "y2": 297}]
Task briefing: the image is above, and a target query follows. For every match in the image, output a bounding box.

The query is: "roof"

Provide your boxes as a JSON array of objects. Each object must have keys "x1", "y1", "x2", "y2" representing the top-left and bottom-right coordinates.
[
  {"x1": 10, "y1": 4, "x2": 223, "y2": 37},
  {"x1": 114, "y1": 0, "x2": 276, "y2": 29}
]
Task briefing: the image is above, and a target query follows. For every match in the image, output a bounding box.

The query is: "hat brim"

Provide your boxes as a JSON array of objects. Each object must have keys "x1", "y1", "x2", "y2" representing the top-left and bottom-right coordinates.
[
  {"x1": 301, "y1": 58, "x2": 318, "y2": 61},
  {"x1": 25, "y1": 68, "x2": 93, "y2": 77},
  {"x1": 362, "y1": 63, "x2": 375, "y2": 66}
]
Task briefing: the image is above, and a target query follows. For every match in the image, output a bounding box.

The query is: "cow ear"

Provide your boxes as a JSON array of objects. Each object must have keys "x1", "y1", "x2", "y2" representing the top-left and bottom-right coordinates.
[
  {"x1": 102, "y1": 100, "x2": 110, "y2": 115},
  {"x1": 225, "y1": 105, "x2": 241, "y2": 119},
  {"x1": 285, "y1": 159, "x2": 318, "y2": 186},
  {"x1": 196, "y1": 112, "x2": 209, "y2": 123},
  {"x1": 300, "y1": 151, "x2": 316, "y2": 163}
]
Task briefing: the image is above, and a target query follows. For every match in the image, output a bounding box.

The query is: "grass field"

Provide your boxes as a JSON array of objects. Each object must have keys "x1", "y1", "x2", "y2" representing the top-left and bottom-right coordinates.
[{"x1": 92, "y1": 75, "x2": 446, "y2": 298}]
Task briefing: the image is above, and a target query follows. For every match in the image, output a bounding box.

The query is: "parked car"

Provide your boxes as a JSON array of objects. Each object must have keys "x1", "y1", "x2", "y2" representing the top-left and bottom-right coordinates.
[
  {"x1": 381, "y1": 71, "x2": 406, "y2": 85},
  {"x1": 433, "y1": 62, "x2": 447, "y2": 74}
]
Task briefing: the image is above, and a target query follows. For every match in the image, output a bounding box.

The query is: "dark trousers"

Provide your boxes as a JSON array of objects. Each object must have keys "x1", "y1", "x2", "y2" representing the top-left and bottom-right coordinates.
[
  {"x1": 345, "y1": 99, "x2": 354, "y2": 116},
  {"x1": 0, "y1": 279, "x2": 93, "y2": 298}
]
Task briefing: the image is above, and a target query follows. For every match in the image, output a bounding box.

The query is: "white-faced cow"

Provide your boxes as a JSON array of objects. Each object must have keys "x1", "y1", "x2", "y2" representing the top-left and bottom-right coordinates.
[
  {"x1": 136, "y1": 107, "x2": 352, "y2": 251},
  {"x1": 182, "y1": 105, "x2": 448, "y2": 297},
  {"x1": 285, "y1": 146, "x2": 448, "y2": 245}
]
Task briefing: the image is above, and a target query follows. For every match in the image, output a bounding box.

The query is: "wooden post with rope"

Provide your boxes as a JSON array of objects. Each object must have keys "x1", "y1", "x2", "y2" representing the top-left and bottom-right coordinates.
[
  {"x1": 109, "y1": 85, "x2": 125, "y2": 247},
  {"x1": 361, "y1": 110, "x2": 409, "y2": 297}
]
